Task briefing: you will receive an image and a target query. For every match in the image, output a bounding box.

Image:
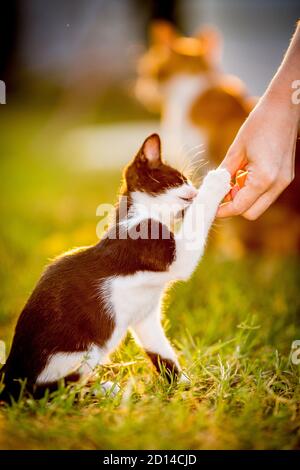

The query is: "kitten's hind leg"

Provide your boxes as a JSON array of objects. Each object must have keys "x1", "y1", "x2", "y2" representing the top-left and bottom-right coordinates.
[
  {"x1": 131, "y1": 309, "x2": 189, "y2": 385},
  {"x1": 92, "y1": 380, "x2": 121, "y2": 397}
]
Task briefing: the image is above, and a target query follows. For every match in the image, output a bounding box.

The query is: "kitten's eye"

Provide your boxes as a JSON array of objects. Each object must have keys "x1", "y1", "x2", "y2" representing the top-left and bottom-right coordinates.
[
  {"x1": 179, "y1": 187, "x2": 198, "y2": 202},
  {"x1": 180, "y1": 196, "x2": 193, "y2": 202},
  {"x1": 149, "y1": 174, "x2": 160, "y2": 184}
]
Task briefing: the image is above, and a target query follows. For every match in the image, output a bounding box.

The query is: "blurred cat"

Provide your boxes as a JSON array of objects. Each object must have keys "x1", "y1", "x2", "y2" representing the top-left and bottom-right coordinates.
[{"x1": 136, "y1": 20, "x2": 255, "y2": 166}]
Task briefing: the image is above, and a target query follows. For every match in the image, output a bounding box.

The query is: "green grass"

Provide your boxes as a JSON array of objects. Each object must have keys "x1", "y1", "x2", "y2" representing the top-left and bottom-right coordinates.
[{"x1": 0, "y1": 109, "x2": 300, "y2": 450}]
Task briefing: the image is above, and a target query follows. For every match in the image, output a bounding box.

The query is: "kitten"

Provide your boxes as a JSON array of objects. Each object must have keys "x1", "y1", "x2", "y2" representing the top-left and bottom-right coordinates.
[{"x1": 0, "y1": 134, "x2": 230, "y2": 402}]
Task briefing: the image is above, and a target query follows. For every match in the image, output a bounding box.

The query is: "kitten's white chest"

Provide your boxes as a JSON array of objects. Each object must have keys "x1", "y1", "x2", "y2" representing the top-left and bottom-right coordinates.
[{"x1": 108, "y1": 273, "x2": 165, "y2": 328}]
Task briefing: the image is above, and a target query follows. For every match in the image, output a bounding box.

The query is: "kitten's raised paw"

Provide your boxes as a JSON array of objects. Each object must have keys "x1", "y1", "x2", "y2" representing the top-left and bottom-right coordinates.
[
  {"x1": 178, "y1": 372, "x2": 191, "y2": 388},
  {"x1": 203, "y1": 168, "x2": 231, "y2": 199}
]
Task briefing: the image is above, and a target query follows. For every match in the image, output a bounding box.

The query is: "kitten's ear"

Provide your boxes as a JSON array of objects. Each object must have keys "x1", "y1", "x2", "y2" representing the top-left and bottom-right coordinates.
[{"x1": 136, "y1": 134, "x2": 162, "y2": 168}]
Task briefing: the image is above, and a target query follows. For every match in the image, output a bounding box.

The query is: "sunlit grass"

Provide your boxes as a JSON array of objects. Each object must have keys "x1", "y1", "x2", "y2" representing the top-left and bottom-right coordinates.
[{"x1": 0, "y1": 110, "x2": 299, "y2": 450}]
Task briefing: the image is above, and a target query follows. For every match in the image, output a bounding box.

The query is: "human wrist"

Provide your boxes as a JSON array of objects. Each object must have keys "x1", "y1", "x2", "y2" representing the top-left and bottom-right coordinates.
[
  {"x1": 264, "y1": 76, "x2": 300, "y2": 127},
  {"x1": 262, "y1": 39, "x2": 300, "y2": 126}
]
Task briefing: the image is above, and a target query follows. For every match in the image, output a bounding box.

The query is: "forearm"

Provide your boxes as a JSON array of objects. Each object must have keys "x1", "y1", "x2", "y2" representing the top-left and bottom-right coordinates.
[
  {"x1": 264, "y1": 21, "x2": 300, "y2": 125},
  {"x1": 218, "y1": 22, "x2": 300, "y2": 220}
]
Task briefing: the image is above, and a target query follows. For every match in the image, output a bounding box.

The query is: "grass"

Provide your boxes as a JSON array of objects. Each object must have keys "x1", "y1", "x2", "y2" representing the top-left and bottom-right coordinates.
[{"x1": 0, "y1": 108, "x2": 300, "y2": 450}]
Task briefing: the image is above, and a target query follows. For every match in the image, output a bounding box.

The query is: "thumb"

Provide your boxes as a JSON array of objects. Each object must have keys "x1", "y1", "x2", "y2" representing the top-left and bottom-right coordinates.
[{"x1": 219, "y1": 144, "x2": 247, "y2": 176}]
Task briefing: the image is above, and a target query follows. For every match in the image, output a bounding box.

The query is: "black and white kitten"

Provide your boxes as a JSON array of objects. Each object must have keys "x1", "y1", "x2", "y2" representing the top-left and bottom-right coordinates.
[{"x1": 1, "y1": 134, "x2": 230, "y2": 401}]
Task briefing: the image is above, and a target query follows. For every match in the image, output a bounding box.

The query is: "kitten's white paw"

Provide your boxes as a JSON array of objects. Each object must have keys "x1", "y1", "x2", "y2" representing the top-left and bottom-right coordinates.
[
  {"x1": 93, "y1": 380, "x2": 121, "y2": 397},
  {"x1": 203, "y1": 168, "x2": 231, "y2": 199}
]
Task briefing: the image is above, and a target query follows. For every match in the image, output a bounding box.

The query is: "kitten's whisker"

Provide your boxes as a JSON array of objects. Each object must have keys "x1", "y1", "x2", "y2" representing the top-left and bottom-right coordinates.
[
  {"x1": 178, "y1": 144, "x2": 205, "y2": 173},
  {"x1": 189, "y1": 150, "x2": 205, "y2": 162},
  {"x1": 181, "y1": 152, "x2": 206, "y2": 176},
  {"x1": 188, "y1": 158, "x2": 208, "y2": 175},
  {"x1": 185, "y1": 143, "x2": 205, "y2": 157},
  {"x1": 185, "y1": 154, "x2": 205, "y2": 166},
  {"x1": 189, "y1": 161, "x2": 209, "y2": 184}
]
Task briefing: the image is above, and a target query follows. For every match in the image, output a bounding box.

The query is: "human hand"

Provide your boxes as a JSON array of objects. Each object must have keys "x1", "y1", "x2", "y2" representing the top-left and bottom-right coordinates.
[{"x1": 217, "y1": 91, "x2": 299, "y2": 219}]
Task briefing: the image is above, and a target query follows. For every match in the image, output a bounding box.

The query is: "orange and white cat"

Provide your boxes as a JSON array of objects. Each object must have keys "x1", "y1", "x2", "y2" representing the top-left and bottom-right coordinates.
[{"x1": 136, "y1": 20, "x2": 255, "y2": 166}]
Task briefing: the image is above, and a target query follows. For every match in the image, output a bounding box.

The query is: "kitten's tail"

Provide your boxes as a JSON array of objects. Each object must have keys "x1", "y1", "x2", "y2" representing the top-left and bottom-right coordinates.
[
  {"x1": 0, "y1": 364, "x2": 81, "y2": 405},
  {"x1": 0, "y1": 364, "x2": 11, "y2": 404}
]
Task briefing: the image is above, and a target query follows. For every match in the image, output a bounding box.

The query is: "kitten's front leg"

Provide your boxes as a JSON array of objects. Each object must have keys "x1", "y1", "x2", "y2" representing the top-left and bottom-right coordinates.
[
  {"x1": 197, "y1": 168, "x2": 232, "y2": 234},
  {"x1": 131, "y1": 310, "x2": 187, "y2": 384},
  {"x1": 170, "y1": 168, "x2": 231, "y2": 281}
]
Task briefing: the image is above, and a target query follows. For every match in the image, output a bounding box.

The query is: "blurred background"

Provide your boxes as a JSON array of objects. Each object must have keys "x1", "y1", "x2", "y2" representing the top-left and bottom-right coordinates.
[
  {"x1": 0, "y1": 0, "x2": 299, "y2": 252},
  {"x1": 1, "y1": 0, "x2": 299, "y2": 165},
  {"x1": 2, "y1": 0, "x2": 299, "y2": 100},
  {"x1": 1, "y1": 0, "x2": 299, "y2": 254}
]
